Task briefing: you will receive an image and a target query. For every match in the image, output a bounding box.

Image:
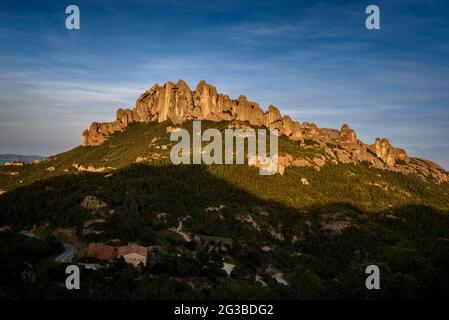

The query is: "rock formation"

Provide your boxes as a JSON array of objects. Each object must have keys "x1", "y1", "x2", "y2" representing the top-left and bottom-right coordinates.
[
  {"x1": 368, "y1": 138, "x2": 409, "y2": 167},
  {"x1": 337, "y1": 124, "x2": 357, "y2": 148},
  {"x1": 81, "y1": 79, "x2": 449, "y2": 182},
  {"x1": 80, "y1": 196, "x2": 108, "y2": 210},
  {"x1": 82, "y1": 80, "x2": 303, "y2": 146}
]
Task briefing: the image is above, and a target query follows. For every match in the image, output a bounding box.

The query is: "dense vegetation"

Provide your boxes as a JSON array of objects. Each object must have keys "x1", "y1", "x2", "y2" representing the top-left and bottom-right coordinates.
[
  {"x1": 0, "y1": 121, "x2": 448, "y2": 299},
  {"x1": 2, "y1": 121, "x2": 448, "y2": 211}
]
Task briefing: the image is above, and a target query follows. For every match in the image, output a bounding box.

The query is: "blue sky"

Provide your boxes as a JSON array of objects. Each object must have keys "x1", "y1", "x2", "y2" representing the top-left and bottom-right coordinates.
[{"x1": 0, "y1": 0, "x2": 449, "y2": 168}]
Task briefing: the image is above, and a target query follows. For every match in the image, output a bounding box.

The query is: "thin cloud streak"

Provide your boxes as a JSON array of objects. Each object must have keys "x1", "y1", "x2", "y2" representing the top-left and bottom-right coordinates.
[{"x1": 0, "y1": 0, "x2": 448, "y2": 169}]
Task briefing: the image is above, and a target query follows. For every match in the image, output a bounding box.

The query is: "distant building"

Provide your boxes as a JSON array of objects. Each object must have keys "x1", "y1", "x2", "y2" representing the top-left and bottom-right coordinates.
[
  {"x1": 86, "y1": 243, "x2": 116, "y2": 261},
  {"x1": 82, "y1": 242, "x2": 149, "y2": 267},
  {"x1": 117, "y1": 244, "x2": 148, "y2": 267},
  {"x1": 4, "y1": 162, "x2": 24, "y2": 166}
]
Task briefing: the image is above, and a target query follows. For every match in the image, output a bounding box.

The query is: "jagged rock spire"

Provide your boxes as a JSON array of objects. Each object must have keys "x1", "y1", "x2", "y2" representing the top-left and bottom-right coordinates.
[
  {"x1": 82, "y1": 80, "x2": 304, "y2": 146},
  {"x1": 81, "y1": 79, "x2": 410, "y2": 168}
]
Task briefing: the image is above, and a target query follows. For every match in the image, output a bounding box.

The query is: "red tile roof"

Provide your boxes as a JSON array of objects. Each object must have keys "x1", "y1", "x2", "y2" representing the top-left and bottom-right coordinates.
[
  {"x1": 87, "y1": 243, "x2": 116, "y2": 261},
  {"x1": 117, "y1": 244, "x2": 147, "y2": 257}
]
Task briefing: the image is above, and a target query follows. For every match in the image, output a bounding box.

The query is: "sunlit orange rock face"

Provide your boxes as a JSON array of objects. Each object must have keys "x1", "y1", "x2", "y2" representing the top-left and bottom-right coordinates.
[
  {"x1": 80, "y1": 79, "x2": 449, "y2": 183},
  {"x1": 82, "y1": 80, "x2": 303, "y2": 146}
]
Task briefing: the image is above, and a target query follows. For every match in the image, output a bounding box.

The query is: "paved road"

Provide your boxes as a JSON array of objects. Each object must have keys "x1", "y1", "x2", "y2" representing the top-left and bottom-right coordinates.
[{"x1": 55, "y1": 244, "x2": 75, "y2": 263}]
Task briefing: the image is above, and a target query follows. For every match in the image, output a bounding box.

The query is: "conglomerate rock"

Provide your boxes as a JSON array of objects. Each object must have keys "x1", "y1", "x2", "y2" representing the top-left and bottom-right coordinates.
[{"x1": 81, "y1": 80, "x2": 448, "y2": 182}]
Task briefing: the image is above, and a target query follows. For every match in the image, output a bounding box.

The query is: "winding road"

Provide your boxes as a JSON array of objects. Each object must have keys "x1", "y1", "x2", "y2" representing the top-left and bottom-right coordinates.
[{"x1": 55, "y1": 243, "x2": 75, "y2": 263}]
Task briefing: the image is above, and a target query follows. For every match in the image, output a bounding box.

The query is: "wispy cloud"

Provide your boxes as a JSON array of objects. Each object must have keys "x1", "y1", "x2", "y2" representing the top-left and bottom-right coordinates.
[{"x1": 0, "y1": 0, "x2": 448, "y2": 169}]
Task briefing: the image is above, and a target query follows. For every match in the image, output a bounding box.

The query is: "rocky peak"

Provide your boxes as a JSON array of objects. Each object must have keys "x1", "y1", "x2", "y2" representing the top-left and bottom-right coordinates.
[
  {"x1": 176, "y1": 79, "x2": 190, "y2": 91},
  {"x1": 266, "y1": 105, "x2": 282, "y2": 125},
  {"x1": 82, "y1": 80, "x2": 303, "y2": 146},
  {"x1": 81, "y1": 80, "x2": 407, "y2": 162},
  {"x1": 368, "y1": 138, "x2": 409, "y2": 167},
  {"x1": 79, "y1": 79, "x2": 449, "y2": 182},
  {"x1": 337, "y1": 124, "x2": 358, "y2": 148}
]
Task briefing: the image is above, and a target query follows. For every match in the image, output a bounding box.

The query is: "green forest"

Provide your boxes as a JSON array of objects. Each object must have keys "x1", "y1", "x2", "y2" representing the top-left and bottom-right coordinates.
[{"x1": 0, "y1": 121, "x2": 448, "y2": 299}]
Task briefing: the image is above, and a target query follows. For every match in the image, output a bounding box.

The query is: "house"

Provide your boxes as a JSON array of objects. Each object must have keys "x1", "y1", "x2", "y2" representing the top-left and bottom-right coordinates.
[
  {"x1": 117, "y1": 244, "x2": 148, "y2": 267},
  {"x1": 86, "y1": 243, "x2": 116, "y2": 261}
]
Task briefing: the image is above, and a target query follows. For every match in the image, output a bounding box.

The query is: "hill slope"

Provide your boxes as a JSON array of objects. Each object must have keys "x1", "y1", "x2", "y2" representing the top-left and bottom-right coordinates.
[
  {"x1": 82, "y1": 80, "x2": 449, "y2": 183},
  {"x1": 1, "y1": 161, "x2": 449, "y2": 299},
  {"x1": 1, "y1": 120, "x2": 449, "y2": 211},
  {"x1": 1, "y1": 81, "x2": 449, "y2": 300}
]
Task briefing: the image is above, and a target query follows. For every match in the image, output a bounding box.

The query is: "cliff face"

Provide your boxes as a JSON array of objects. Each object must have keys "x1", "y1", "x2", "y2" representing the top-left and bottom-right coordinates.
[
  {"x1": 83, "y1": 79, "x2": 304, "y2": 147},
  {"x1": 82, "y1": 79, "x2": 448, "y2": 182}
]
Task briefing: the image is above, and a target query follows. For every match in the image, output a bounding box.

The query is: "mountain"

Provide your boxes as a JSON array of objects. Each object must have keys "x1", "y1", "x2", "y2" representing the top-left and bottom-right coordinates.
[
  {"x1": 0, "y1": 80, "x2": 449, "y2": 300},
  {"x1": 0, "y1": 154, "x2": 44, "y2": 165},
  {"x1": 82, "y1": 80, "x2": 448, "y2": 183}
]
